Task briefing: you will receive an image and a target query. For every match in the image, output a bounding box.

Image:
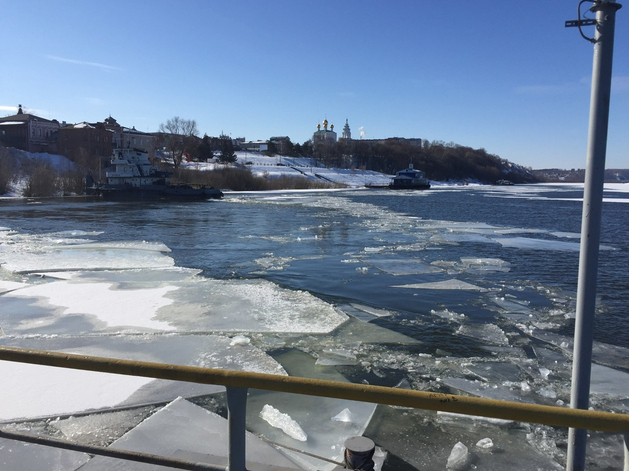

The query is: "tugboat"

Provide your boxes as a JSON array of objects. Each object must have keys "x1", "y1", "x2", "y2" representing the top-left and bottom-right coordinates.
[
  {"x1": 389, "y1": 164, "x2": 431, "y2": 190},
  {"x1": 86, "y1": 148, "x2": 223, "y2": 200}
]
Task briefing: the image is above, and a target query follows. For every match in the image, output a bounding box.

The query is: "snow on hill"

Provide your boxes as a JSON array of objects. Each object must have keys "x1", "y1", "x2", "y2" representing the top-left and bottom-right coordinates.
[
  {"x1": 180, "y1": 151, "x2": 393, "y2": 188},
  {"x1": 0, "y1": 148, "x2": 75, "y2": 197},
  {"x1": 3, "y1": 147, "x2": 74, "y2": 172}
]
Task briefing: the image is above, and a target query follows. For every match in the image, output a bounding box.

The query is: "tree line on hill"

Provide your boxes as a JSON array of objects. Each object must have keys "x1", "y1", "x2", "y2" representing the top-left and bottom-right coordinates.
[
  {"x1": 531, "y1": 168, "x2": 629, "y2": 183},
  {"x1": 305, "y1": 138, "x2": 536, "y2": 184}
]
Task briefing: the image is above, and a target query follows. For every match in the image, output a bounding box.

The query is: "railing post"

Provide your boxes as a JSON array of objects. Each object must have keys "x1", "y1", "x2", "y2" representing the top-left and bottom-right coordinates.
[{"x1": 226, "y1": 387, "x2": 248, "y2": 471}]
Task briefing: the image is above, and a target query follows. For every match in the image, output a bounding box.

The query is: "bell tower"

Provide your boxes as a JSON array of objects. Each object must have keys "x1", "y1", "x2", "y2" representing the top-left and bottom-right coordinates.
[{"x1": 342, "y1": 119, "x2": 351, "y2": 140}]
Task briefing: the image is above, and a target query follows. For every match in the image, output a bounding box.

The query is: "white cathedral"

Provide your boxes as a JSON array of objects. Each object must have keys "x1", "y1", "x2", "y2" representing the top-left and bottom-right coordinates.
[{"x1": 313, "y1": 118, "x2": 352, "y2": 144}]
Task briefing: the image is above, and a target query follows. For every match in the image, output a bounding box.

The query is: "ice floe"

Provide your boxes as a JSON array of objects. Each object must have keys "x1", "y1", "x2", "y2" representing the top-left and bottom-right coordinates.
[
  {"x1": 0, "y1": 240, "x2": 174, "y2": 273},
  {"x1": 493, "y1": 237, "x2": 615, "y2": 251},
  {"x1": 0, "y1": 333, "x2": 287, "y2": 420},
  {"x1": 80, "y1": 397, "x2": 304, "y2": 470},
  {"x1": 0, "y1": 270, "x2": 347, "y2": 335},
  {"x1": 0, "y1": 361, "x2": 153, "y2": 421},
  {"x1": 393, "y1": 279, "x2": 488, "y2": 291}
]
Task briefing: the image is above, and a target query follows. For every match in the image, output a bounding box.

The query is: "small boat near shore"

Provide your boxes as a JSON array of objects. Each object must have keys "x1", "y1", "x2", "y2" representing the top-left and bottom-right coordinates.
[
  {"x1": 389, "y1": 164, "x2": 431, "y2": 190},
  {"x1": 86, "y1": 148, "x2": 223, "y2": 200}
]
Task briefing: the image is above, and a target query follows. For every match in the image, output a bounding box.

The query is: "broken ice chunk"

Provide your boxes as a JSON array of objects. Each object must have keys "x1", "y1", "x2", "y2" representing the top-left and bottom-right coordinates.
[
  {"x1": 476, "y1": 437, "x2": 494, "y2": 449},
  {"x1": 331, "y1": 408, "x2": 354, "y2": 423},
  {"x1": 260, "y1": 404, "x2": 308, "y2": 442},
  {"x1": 446, "y1": 441, "x2": 470, "y2": 470},
  {"x1": 315, "y1": 348, "x2": 357, "y2": 366},
  {"x1": 230, "y1": 335, "x2": 251, "y2": 346},
  {"x1": 537, "y1": 388, "x2": 557, "y2": 399},
  {"x1": 457, "y1": 323, "x2": 509, "y2": 346}
]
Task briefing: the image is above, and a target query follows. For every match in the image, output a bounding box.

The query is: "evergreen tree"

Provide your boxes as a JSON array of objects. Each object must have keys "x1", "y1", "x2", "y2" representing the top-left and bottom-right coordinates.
[
  {"x1": 218, "y1": 134, "x2": 237, "y2": 164},
  {"x1": 197, "y1": 134, "x2": 214, "y2": 162}
]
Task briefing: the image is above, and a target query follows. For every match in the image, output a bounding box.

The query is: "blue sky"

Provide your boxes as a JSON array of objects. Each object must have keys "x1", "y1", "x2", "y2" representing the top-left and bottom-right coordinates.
[{"x1": 2, "y1": 1, "x2": 627, "y2": 169}]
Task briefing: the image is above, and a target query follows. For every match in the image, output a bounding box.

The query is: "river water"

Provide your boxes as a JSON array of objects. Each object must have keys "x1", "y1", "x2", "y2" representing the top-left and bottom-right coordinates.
[{"x1": 0, "y1": 183, "x2": 628, "y2": 470}]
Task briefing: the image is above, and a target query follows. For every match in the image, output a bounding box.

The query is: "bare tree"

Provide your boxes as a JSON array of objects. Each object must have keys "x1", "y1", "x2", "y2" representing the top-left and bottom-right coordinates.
[{"x1": 158, "y1": 117, "x2": 199, "y2": 168}]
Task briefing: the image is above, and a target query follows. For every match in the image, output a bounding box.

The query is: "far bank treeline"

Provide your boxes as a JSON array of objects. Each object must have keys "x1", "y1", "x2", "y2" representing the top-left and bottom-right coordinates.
[
  {"x1": 193, "y1": 135, "x2": 538, "y2": 184},
  {"x1": 308, "y1": 139, "x2": 537, "y2": 184}
]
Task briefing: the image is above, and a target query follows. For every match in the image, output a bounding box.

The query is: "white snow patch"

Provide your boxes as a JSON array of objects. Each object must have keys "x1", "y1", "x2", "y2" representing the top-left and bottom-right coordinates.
[
  {"x1": 0, "y1": 361, "x2": 152, "y2": 420},
  {"x1": 5, "y1": 279, "x2": 177, "y2": 330}
]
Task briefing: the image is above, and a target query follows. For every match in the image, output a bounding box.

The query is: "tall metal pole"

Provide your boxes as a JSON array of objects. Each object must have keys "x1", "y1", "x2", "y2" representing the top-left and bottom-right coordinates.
[{"x1": 567, "y1": 1, "x2": 621, "y2": 470}]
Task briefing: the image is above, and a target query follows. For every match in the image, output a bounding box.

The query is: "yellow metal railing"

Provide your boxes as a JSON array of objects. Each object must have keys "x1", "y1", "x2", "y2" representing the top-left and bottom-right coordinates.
[{"x1": 0, "y1": 346, "x2": 628, "y2": 470}]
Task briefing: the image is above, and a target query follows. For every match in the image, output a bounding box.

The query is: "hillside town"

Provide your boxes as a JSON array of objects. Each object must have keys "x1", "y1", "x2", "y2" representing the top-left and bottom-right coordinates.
[
  {"x1": 0, "y1": 105, "x2": 419, "y2": 166},
  {"x1": 0, "y1": 104, "x2": 551, "y2": 197}
]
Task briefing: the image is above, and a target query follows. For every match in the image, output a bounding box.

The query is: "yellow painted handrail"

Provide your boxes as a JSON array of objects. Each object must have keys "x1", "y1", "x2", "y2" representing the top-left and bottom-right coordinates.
[{"x1": 0, "y1": 346, "x2": 627, "y2": 433}]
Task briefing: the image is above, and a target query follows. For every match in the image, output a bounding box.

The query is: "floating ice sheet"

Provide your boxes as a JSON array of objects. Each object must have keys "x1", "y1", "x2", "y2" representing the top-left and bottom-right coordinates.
[
  {"x1": 322, "y1": 317, "x2": 420, "y2": 346},
  {"x1": 393, "y1": 279, "x2": 487, "y2": 291},
  {"x1": 529, "y1": 332, "x2": 629, "y2": 370},
  {"x1": 0, "y1": 269, "x2": 347, "y2": 335},
  {"x1": 370, "y1": 259, "x2": 442, "y2": 275},
  {"x1": 3, "y1": 279, "x2": 178, "y2": 331},
  {"x1": 160, "y1": 278, "x2": 347, "y2": 333},
  {"x1": 80, "y1": 397, "x2": 304, "y2": 470},
  {"x1": 315, "y1": 348, "x2": 358, "y2": 366},
  {"x1": 0, "y1": 436, "x2": 88, "y2": 471},
  {"x1": 429, "y1": 232, "x2": 496, "y2": 245},
  {"x1": 0, "y1": 334, "x2": 286, "y2": 419},
  {"x1": 0, "y1": 240, "x2": 174, "y2": 273},
  {"x1": 550, "y1": 231, "x2": 581, "y2": 239},
  {"x1": 0, "y1": 360, "x2": 153, "y2": 421},
  {"x1": 465, "y1": 361, "x2": 524, "y2": 383},
  {"x1": 337, "y1": 303, "x2": 393, "y2": 321},
  {"x1": 590, "y1": 364, "x2": 629, "y2": 398},
  {"x1": 437, "y1": 411, "x2": 513, "y2": 426},
  {"x1": 441, "y1": 377, "x2": 534, "y2": 403},
  {"x1": 459, "y1": 257, "x2": 511, "y2": 273},
  {"x1": 492, "y1": 296, "x2": 534, "y2": 315},
  {"x1": 430, "y1": 257, "x2": 511, "y2": 275},
  {"x1": 493, "y1": 237, "x2": 615, "y2": 251}
]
